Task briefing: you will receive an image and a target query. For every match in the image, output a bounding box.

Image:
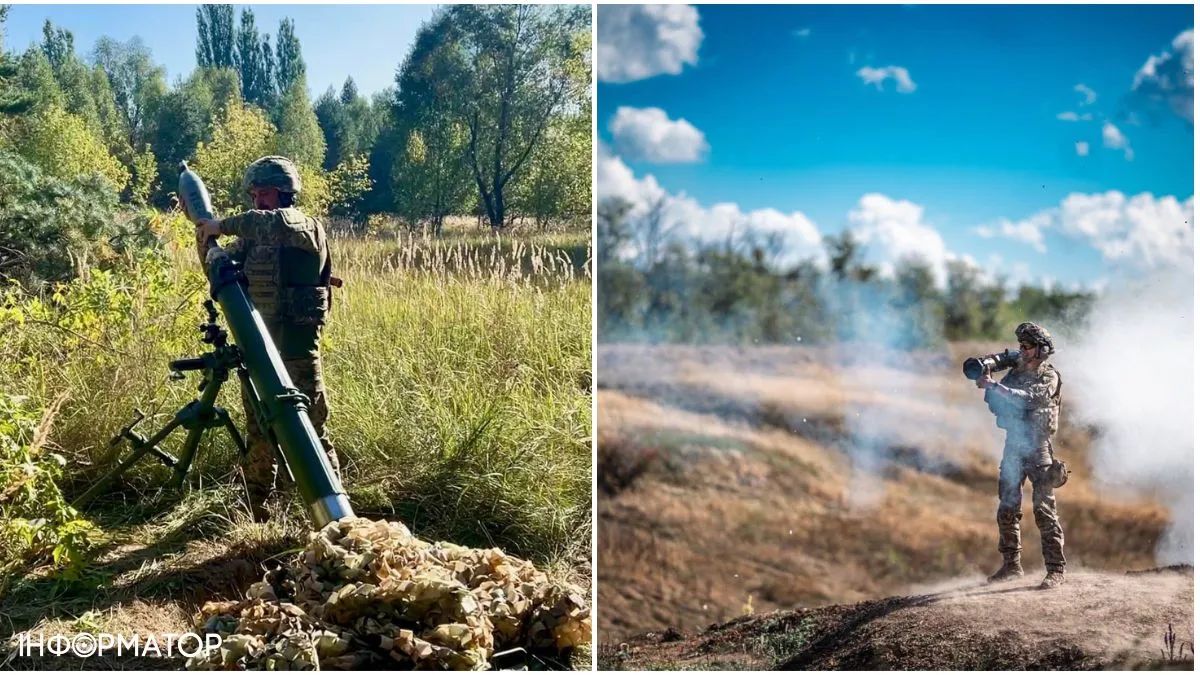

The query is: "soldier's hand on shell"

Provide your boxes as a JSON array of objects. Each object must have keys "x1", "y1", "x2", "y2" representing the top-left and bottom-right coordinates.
[{"x1": 976, "y1": 373, "x2": 995, "y2": 389}]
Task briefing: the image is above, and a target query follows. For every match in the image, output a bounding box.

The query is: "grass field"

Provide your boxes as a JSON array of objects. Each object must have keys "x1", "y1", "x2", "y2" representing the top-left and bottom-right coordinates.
[{"x1": 0, "y1": 212, "x2": 592, "y2": 667}]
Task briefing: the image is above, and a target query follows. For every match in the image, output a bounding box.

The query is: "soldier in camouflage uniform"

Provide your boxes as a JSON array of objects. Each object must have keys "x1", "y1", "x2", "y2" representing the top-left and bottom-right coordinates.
[
  {"x1": 195, "y1": 156, "x2": 340, "y2": 517},
  {"x1": 975, "y1": 322, "x2": 1065, "y2": 589}
]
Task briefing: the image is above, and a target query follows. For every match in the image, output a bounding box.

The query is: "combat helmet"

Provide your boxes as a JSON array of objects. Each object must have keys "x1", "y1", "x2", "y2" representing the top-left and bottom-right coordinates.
[
  {"x1": 1015, "y1": 322, "x2": 1054, "y2": 357},
  {"x1": 243, "y1": 156, "x2": 302, "y2": 194}
]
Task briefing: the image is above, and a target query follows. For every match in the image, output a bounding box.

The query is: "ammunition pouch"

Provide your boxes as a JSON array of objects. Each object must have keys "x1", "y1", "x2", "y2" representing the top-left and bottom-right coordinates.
[
  {"x1": 282, "y1": 285, "x2": 329, "y2": 325},
  {"x1": 1047, "y1": 458, "x2": 1069, "y2": 488}
]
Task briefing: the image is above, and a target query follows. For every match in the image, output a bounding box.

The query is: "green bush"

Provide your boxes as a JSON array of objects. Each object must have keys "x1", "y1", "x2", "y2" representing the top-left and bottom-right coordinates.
[
  {"x1": 0, "y1": 393, "x2": 102, "y2": 594},
  {"x1": 0, "y1": 149, "x2": 148, "y2": 287}
]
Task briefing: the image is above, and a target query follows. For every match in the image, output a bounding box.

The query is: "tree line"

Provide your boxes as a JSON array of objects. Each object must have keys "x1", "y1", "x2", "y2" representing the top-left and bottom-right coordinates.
[
  {"x1": 598, "y1": 197, "x2": 1096, "y2": 346},
  {"x1": 0, "y1": 4, "x2": 591, "y2": 286}
]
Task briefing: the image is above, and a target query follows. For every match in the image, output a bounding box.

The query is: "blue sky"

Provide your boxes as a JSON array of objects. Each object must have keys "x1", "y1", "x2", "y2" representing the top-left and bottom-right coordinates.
[
  {"x1": 3, "y1": 4, "x2": 437, "y2": 98},
  {"x1": 597, "y1": 4, "x2": 1194, "y2": 289}
]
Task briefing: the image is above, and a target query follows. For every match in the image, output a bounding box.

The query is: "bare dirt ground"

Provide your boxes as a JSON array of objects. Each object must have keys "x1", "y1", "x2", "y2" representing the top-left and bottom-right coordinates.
[
  {"x1": 597, "y1": 344, "x2": 1184, "y2": 666},
  {"x1": 599, "y1": 567, "x2": 1194, "y2": 670}
]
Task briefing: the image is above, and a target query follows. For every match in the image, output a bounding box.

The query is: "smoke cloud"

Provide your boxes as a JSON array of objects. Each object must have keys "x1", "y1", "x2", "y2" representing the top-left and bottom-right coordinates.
[{"x1": 1055, "y1": 268, "x2": 1194, "y2": 564}]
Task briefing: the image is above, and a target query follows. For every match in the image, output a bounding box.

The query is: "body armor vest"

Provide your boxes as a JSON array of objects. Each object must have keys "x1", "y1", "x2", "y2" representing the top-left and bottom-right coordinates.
[
  {"x1": 986, "y1": 363, "x2": 1061, "y2": 445},
  {"x1": 237, "y1": 207, "x2": 331, "y2": 326}
]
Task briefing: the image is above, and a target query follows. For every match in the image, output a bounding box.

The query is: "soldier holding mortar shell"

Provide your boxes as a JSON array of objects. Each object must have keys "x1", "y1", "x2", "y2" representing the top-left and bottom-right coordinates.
[
  {"x1": 188, "y1": 156, "x2": 342, "y2": 520},
  {"x1": 966, "y1": 322, "x2": 1069, "y2": 590}
]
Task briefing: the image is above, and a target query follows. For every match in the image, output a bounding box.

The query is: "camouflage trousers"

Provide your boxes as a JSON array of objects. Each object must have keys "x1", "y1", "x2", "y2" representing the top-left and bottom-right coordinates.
[
  {"x1": 996, "y1": 437, "x2": 1065, "y2": 573},
  {"x1": 240, "y1": 326, "x2": 340, "y2": 503}
]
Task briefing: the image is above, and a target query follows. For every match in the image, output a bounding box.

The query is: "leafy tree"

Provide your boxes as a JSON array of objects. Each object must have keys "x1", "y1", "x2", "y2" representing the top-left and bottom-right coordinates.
[
  {"x1": 339, "y1": 77, "x2": 357, "y2": 104},
  {"x1": 91, "y1": 36, "x2": 166, "y2": 150},
  {"x1": 313, "y1": 86, "x2": 345, "y2": 170},
  {"x1": 274, "y1": 77, "x2": 324, "y2": 169},
  {"x1": 392, "y1": 124, "x2": 471, "y2": 232},
  {"x1": 0, "y1": 7, "x2": 35, "y2": 118},
  {"x1": 274, "y1": 18, "x2": 304, "y2": 95},
  {"x1": 363, "y1": 92, "x2": 399, "y2": 216},
  {"x1": 234, "y1": 9, "x2": 273, "y2": 110},
  {"x1": 315, "y1": 76, "x2": 381, "y2": 171},
  {"x1": 444, "y1": 4, "x2": 590, "y2": 228},
  {"x1": 148, "y1": 67, "x2": 239, "y2": 205},
  {"x1": 196, "y1": 5, "x2": 235, "y2": 70},
  {"x1": 510, "y1": 111, "x2": 590, "y2": 228},
  {"x1": 191, "y1": 103, "x2": 275, "y2": 213},
  {"x1": 11, "y1": 105, "x2": 129, "y2": 192},
  {"x1": 327, "y1": 153, "x2": 372, "y2": 224},
  {"x1": 39, "y1": 20, "x2": 73, "y2": 73},
  {"x1": 389, "y1": 12, "x2": 474, "y2": 231}
]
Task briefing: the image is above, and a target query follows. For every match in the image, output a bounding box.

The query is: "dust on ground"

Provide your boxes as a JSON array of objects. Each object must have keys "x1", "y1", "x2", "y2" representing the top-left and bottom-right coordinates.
[{"x1": 600, "y1": 567, "x2": 1193, "y2": 670}]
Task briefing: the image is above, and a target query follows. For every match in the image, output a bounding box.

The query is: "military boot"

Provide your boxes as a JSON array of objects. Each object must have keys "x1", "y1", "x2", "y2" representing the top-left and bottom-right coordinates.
[
  {"x1": 987, "y1": 559, "x2": 1024, "y2": 583},
  {"x1": 1039, "y1": 570, "x2": 1065, "y2": 590}
]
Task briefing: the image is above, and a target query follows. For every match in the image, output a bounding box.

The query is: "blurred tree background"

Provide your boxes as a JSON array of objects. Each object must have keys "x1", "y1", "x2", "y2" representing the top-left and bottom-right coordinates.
[{"x1": 597, "y1": 196, "x2": 1095, "y2": 346}]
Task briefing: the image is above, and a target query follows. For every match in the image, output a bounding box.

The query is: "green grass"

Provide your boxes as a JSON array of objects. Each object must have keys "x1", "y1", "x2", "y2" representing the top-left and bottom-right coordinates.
[{"x1": 0, "y1": 211, "x2": 592, "y2": 586}]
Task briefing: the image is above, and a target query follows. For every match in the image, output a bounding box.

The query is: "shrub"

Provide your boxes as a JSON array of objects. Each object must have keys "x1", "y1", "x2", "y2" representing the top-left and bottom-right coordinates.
[
  {"x1": 0, "y1": 149, "x2": 130, "y2": 286},
  {"x1": 0, "y1": 393, "x2": 101, "y2": 593}
]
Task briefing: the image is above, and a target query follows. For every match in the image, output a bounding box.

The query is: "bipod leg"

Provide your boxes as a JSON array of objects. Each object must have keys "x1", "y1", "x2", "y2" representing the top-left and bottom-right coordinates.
[
  {"x1": 74, "y1": 415, "x2": 186, "y2": 509},
  {"x1": 215, "y1": 407, "x2": 248, "y2": 458},
  {"x1": 170, "y1": 363, "x2": 229, "y2": 490}
]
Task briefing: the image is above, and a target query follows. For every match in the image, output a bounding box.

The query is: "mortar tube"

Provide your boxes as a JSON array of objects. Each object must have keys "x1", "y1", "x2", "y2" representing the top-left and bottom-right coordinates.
[{"x1": 206, "y1": 247, "x2": 353, "y2": 527}]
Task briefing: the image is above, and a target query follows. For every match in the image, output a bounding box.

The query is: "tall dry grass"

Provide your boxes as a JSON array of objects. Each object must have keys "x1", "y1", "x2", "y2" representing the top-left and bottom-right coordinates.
[{"x1": 0, "y1": 210, "x2": 591, "y2": 572}]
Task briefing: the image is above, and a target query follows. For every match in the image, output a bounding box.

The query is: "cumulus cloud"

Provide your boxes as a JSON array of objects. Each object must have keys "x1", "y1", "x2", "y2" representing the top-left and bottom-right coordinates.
[
  {"x1": 973, "y1": 212, "x2": 1052, "y2": 253},
  {"x1": 975, "y1": 191, "x2": 1194, "y2": 271},
  {"x1": 1074, "y1": 83, "x2": 1097, "y2": 106},
  {"x1": 597, "y1": 145, "x2": 824, "y2": 266},
  {"x1": 1132, "y1": 29, "x2": 1194, "y2": 124},
  {"x1": 846, "y1": 194, "x2": 952, "y2": 287},
  {"x1": 1075, "y1": 141, "x2": 1089, "y2": 156},
  {"x1": 609, "y1": 106, "x2": 709, "y2": 163},
  {"x1": 598, "y1": 5, "x2": 703, "y2": 83},
  {"x1": 856, "y1": 65, "x2": 917, "y2": 93},
  {"x1": 1056, "y1": 111, "x2": 1093, "y2": 122},
  {"x1": 1101, "y1": 122, "x2": 1134, "y2": 160},
  {"x1": 597, "y1": 143, "x2": 666, "y2": 207}
]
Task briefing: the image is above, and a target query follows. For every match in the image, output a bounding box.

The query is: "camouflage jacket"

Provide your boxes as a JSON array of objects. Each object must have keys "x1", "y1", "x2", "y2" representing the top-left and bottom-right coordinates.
[
  {"x1": 219, "y1": 207, "x2": 331, "y2": 327},
  {"x1": 985, "y1": 361, "x2": 1062, "y2": 446}
]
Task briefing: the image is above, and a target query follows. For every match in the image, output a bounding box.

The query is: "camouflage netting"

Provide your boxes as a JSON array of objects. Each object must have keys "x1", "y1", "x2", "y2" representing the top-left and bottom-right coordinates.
[{"x1": 186, "y1": 517, "x2": 590, "y2": 670}]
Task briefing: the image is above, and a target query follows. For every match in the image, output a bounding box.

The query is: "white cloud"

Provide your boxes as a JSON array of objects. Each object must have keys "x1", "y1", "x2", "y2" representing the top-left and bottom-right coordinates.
[
  {"x1": 1056, "y1": 111, "x2": 1093, "y2": 122},
  {"x1": 856, "y1": 65, "x2": 916, "y2": 93},
  {"x1": 598, "y1": 5, "x2": 703, "y2": 84},
  {"x1": 1075, "y1": 141, "x2": 1089, "y2": 156},
  {"x1": 1074, "y1": 83, "x2": 1097, "y2": 106},
  {"x1": 846, "y1": 194, "x2": 951, "y2": 287},
  {"x1": 597, "y1": 143, "x2": 666, "y2": 208},
  {"x1": 609, "y1": 106, "x2": 709, "y2": 163},
  {"x1": 597, "y1": 145, "x2": 825, "y2": 267},
  {"x1": 976, "y1": 192, "x2": 1194, "y2": 271},
  {"x1": 974, "y1": 211, "x2": 1053, "y2": 253},
  {"x1": 1132, "y1": 29, "x2": 1194, "y2": 124},
  {"x1": 793, "y1": 27, "x2": 812, "y2": 38},
  {"x1": 1101, "y1": 122, "x2": 1134, "y2": 160}
]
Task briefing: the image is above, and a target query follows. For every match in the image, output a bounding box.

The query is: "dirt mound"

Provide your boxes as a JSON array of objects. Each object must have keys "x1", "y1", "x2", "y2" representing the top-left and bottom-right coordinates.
[{"x1": 600, "y1": 567, "x2": 1194, "y2": 670}]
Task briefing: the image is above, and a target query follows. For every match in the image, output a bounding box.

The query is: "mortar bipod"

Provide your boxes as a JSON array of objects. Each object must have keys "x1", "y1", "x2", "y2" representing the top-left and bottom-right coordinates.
[{"x1": 73, "y1": 301, "x2": 256, "y2": 508}]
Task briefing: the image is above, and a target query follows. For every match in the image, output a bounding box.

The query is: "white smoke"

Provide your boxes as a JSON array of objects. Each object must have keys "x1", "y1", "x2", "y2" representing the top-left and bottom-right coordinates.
[{"x1": 1055, "y1": 269, "x2": 1194, "y2": 564}]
